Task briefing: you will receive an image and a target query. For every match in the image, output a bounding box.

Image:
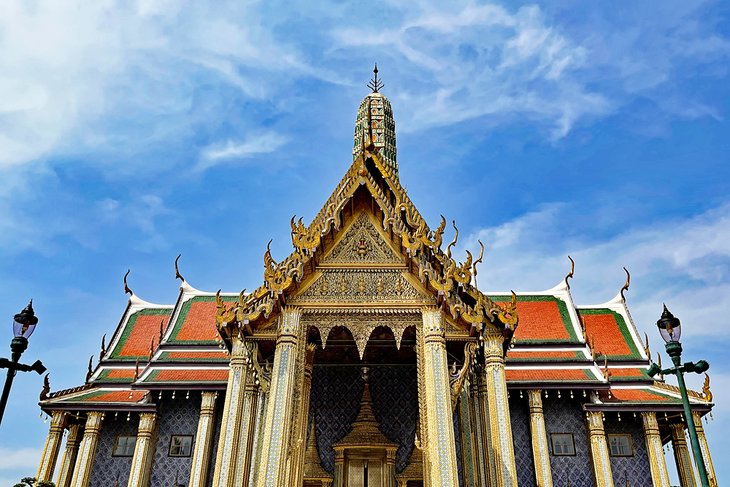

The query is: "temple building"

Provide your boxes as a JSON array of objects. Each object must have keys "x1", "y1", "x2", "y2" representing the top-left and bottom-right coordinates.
[{"x1": 36, "y1": 74, "x2": 717, "y2": 487}]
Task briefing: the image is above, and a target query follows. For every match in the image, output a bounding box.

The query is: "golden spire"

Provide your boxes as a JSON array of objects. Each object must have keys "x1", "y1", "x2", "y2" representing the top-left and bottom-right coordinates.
[
  {"x1": 303, "y1": 419, "x2": 332, "y2": 481},
  {"x1": 353, "y1": 66, "x2": 397, "y2": 176},
  {"x1": 333, "y1": 368, "x2": 399, "y2": 449}
]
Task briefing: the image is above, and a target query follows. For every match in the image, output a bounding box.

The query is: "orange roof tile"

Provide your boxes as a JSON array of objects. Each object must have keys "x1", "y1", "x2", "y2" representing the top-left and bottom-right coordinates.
[
  {"x1": 492, "y1": 296, "x2": 578, "y2": 343},
  {"x1": 507, "y1": 350, "x2": 583, "y2": 361},
  {"x1": 58, "y1": 389, "x2": 148, "y2": 404},
  {"x1": 506, "y1": 368, "x2": 597, "y2": 381},
  {"x1": 144, "y1": 368, "x2": 229, "y2": 383},
  {"x1": 579, "y1": 309, "x2": 642, "y2": 360},
  {"x1": 609, "y1": 388, "x2": 675, "y2": 402},
  {"x1": 167, "y1": 296, "x2": 235, "y2": 344},
  {"x1": 108, "y1": 308, "x2": 171, "y2": 360}
]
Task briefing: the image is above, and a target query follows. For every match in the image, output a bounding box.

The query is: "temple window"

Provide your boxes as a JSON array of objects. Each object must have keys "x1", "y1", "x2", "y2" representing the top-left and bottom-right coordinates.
[
  {"x1": 550, "y1": 433, "x2": 576, "y2": 456},
  {"x1": 112, "y1": 435, "x2": 136, "y2": 457},
  {"x1": 608, "y1": 434, "x2": 633, "y2": 457},
  {"x1": 169, "y1": 435, "x2": 193, "y2": 457}
]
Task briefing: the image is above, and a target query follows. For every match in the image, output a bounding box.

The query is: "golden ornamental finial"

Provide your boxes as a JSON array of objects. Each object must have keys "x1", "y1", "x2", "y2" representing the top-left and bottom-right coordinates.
[
  {"x1": 447, "y1": 220, "x2": 459, "y2": 258},
  {"x1": 99, "y1": 334, "x2": 107, "y2": 361},
  {"x1": 123, "y1": 269, "x2": 132, "y2": 296},
  {"x1": 133, "y1": 359, "x2": 140, "y2": 382},
  {"x1": 367, "y1": 63, "x2": 384, "y2": 93},
  {"x1": 174, "y1": 254, "x2": 184, "y2": 282},
  {"x1": 643, "y1": 332, "x2": 650, "y2": 359},
  {"x1": 620, "y1": 267, "x2": 630, "y2": 301},
  {"x1": 565, "y1": 255, "x2": 575, "y2": 289},
  {"x1": 472, "y1": 240, "x2": 485, "y2": 287},
  {"x1": 703, "y1": 373, "x2": 713, "y2": 402},
  {"x1": 40, "y1": 373, "x2": 50, "y2": 401}
]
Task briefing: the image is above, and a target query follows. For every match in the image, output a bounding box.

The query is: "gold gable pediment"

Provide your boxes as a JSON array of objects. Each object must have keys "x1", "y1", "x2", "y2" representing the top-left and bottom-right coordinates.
[
  {"x1": 320, "y1": 212, "x2": 403, "y2": 266},
  {"x1": 289, "y1": 269, "x2": 431, "y2": 306}
]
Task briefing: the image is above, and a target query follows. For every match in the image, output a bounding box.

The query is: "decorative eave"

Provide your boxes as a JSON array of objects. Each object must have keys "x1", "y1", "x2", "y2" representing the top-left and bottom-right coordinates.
[{"x1": 214, "y1": 148, "x2": 518, "y2": 344}]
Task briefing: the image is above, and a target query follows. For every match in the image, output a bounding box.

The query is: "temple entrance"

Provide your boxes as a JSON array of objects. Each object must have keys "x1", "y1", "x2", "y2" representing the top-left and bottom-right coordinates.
[{"x1": 306, "y1": 325, "x2": 419, "y2": 487}]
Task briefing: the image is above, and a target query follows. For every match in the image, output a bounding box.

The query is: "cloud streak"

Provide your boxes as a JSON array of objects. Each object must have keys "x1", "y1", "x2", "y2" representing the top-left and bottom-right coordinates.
[{"x1": 197, "y1": 131, "x2": 288, "y2": 171}]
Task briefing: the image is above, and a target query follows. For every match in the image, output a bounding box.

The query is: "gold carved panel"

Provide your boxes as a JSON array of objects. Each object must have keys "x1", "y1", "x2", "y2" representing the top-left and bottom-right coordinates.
[{"x1": 321, "y1": 212, "x2": 403, "y2": 265}]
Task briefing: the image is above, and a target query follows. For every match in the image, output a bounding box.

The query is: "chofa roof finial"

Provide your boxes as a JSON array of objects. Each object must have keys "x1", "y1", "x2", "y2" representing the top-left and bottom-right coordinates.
[
  {"x1": 367, "y1": 63, "x2": 384, "y2": 93},
  {"x1": 174, "y1": 254, "x2": 185, "y2": 282},
  {"x1": 620, "y1": 267, "x2": 630, "y2": 301},
  {"x1": 564, "y1": 255, "x2": 575, "y2": 289},
  {"x1": 123, "y1": 269, "x2": 133, "y2": 296}
]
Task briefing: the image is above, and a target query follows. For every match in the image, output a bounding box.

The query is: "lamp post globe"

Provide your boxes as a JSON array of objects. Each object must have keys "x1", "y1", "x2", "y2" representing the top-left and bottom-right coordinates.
[
  {"x1": 0, "y1": 300, "x2": 44, "y2": 427},
  {"x1": 652, "y1": 304, "x2": 710, "y2": 487}
]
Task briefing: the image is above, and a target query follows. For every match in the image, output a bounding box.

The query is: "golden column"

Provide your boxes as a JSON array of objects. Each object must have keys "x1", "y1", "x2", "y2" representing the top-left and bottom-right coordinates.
[
  {"x1": 457, "y1": 388, "x2": 478, "y2": 487},
  {"x1": 234, "y1": 371, "x2": 261, "y2": 482},
  {"x1": 670, "y1": 423, "x2": 697, "y2": 487},
  {"x1": 249, "y1": 378, "x2": 270, "y2": 486},
  {"x1": 289, "y1": 343, "x2": 317, "y2": 486},
  {"x1": 586, "y1": 411, "x2": 614, "y2": 487},
  {"x1": 212, "y1": 337, "x2": 252, "y2": 486},
  {"x1": 188, "y1": 391, "x2": 218, "y2": 487},
  {"x1": 468, "y1": 377, "x2": 488, "y2": 487},
  {"x1": 127, "y1": 412, "x2": 158, "y2": 487},
  {"x1": 641, "y1": 412, "x2": 671, "y2": 487},
  {"x1": 527, "y1": 390, "x2": 553, "y2": 487},
  {"x1": 482, "y1": 331, "x2": 518, "y2": 487},
  {"x1": 258, "y1": 306, "x2": 302, "y2": 487},
  {"x1": 56, "y1": 423, "x2": 82, "y2": 487},
  {"x1": 418, "y1": 309, "x2": 459, "y2": 486},
  {"x1": 69, "y1": 411, "x2": 103, "y2": 487},
  {"x1": 36, "y1": 410, "x2": 66, "y2": 482},
  {"x1": 691, "y1": 412, "x2": 718, "y2": 487}
]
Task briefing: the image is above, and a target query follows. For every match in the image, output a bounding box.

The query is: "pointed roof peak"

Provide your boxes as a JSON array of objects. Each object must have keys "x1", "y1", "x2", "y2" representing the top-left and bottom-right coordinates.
[{"x1": 354, "y1": 66, "x2": 397, "y2": 176}]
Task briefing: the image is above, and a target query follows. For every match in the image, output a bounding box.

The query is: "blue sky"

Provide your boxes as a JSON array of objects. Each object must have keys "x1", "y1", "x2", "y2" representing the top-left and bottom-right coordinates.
[{"x1": 0, "y1": 0, "x2": 729, "y2": 484}]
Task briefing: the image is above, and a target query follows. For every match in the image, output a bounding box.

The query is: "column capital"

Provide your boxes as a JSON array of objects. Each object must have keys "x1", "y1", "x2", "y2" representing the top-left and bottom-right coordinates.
[
  {"x1": 84, "y1": 411, "x2": 104, "y2": 432},
  {"x1": 279, "y1": 306, "x2": 302, "y2": 337},
  {"x1": 137, "y1": 412, "x2": 157, "y2": 437},
  {"x1": 421, "y1": 308, "x2": 444, "y2": 339},
  {"x1": 201, "y1": 391, "x2": 218, "y2": 413}
]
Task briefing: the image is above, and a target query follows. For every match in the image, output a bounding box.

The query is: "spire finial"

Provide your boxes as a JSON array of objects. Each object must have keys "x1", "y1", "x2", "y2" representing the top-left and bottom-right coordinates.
[{"x1": 367, "y1": 63, "x2": 384, "y2": 93}]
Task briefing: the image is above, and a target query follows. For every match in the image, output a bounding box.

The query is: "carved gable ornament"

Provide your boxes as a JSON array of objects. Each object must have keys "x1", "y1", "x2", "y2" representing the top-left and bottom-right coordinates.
[
  {"x1": 321, "y1": 212, "x2": 403, "y2": 265},
  {"x1": 290, "y1": 269, "x2": 430, "y2": 305}
]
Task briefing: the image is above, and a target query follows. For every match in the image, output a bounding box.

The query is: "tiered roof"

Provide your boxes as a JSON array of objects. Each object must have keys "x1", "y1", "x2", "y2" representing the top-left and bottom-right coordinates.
[{"x1": 39, "y1": 85, "x2": 713, "y2": 416}]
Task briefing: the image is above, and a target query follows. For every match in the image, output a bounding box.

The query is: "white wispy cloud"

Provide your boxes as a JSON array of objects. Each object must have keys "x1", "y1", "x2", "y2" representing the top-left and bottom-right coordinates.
[
  {"x1": 197, "y1": 131, "x2": 288, "y2": 171},
  {"x1": 461, "y1": 201, "x2": 730, "y2": 340},
  {"x1": 0, "y1": 447, "x2": 43, "y2": 470}
]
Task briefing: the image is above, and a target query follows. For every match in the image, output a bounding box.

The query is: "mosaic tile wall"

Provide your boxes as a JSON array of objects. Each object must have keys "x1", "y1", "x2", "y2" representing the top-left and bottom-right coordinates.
[
  {"x1": 310, "y1": 365, "x2": 419, "y2": 474},
  {"x1": 604, "y1": 415, "x2": 652, "y2": 486},
  {"x1": 88, "y1": 413, "x2": 139, "y2": 486},
  {"x1": 149, "y1": 393, "x2": 201, "y2": 486},
  {"x1": 542, "y1": 395, "x2": 594, "y2": 487},
  {"x1": 510, "y1": 395, "x2": 537, "y2": 487}
]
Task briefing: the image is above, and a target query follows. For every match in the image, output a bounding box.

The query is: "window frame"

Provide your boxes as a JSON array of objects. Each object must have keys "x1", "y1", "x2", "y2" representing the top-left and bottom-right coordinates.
[
  {"x1": 607, "y1": 433, "x2": 634, "y2": 457},
  {"x1": 112, "y1": 435, "x2": 137, "y2": 457},
  {"x1": 550, "y1": 432, "x2": 576, "y2": 456},
  {"x1": 168, "y1": 434, "x2": 194, "y2": 458}
]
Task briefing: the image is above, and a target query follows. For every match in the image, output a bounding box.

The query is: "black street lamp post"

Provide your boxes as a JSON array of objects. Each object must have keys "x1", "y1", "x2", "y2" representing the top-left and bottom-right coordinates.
[
  {"x1": 0, "y1": 301, "x2": 46, "y2": 427},
  {"x1": 647, "y1": 305, "x2": 710, "y2": 487}
]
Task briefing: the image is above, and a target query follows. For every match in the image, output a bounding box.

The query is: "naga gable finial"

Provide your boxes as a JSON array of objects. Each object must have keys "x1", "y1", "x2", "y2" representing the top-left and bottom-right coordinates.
[
  {"x1": 703, "y1": 373, "x2": 713, "y2": 402},
  {"x1": 40, "y1": 373, "x2": 50, "y2": 401},
  {"x1": 565, "y1": 255, "x2": 575, "y2": 289},
  {"x1": 174, "y1": 254, "x2": 185, "y2": 282},
  {"x1": 620, "y1": 267, "x2": 631, "y2": 301},
  {"x1": 447, "y1": 220, "x2": 459, "y2": 259},
  {"x1": 472, "y1": 240, "x2": 485, "y2": 287},
  {"x1": 123, "y1": 269, "x2": 132, "y2": 296}
]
